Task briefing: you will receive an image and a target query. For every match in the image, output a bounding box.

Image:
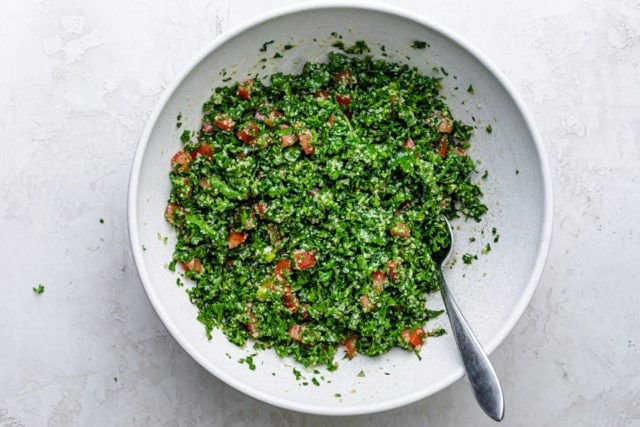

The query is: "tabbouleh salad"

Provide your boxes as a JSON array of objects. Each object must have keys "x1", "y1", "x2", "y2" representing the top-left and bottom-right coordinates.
[{"x1": 165, "y1": 46, "x2": 487, "y2": 369}]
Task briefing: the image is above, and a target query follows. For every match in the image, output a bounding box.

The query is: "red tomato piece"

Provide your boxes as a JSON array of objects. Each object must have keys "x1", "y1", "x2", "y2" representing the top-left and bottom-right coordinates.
[
  {"x1": 401, "y1": 327, "x2": 426, "y2": 350},
  {"x1": 237, "y1": 80, "x2": 253, "y2": 100},
  {"x1": 181, "y1": 258, "x2": 203, "y2": 274},
  {"x1": 298, "y1": 129, "x2": 314, "y2": 155},
  {"x1": 228, "y1": 231, "x2": 248, "y2": 249},
  {"x1": 436, "y1": 136, "x2": 449, "y2": 158},
  {"x1": 245, "y1": 304, "x2": 259, "y2": 338},
  {"x1": 315, "y1": 90, "x2": 329, "y2": 100},
  {"x1": 213, "y1": 114, "x2": 234, "y2": 131},
  {"x1": 371, "y1": 270, "x2": 386, "y2": 286},
  {"x1": 360, "y1": 294, "x2": 372, "y2": 312},
  {"x1": 336, "y1": 93, "x2": 351, "y2": 107},
  {"x1": 386, "y1": 260, "x2": 401, "y2": 282},
  {"x1": 293, "y1": 250, "x2": 317, "y2": 270},
  {"x1": 191, "y1": 143, "x2": 213, "y2": 158},
  {"x1": 282, "y1": 284, "x2": 299, "y2": 313},
  {"x1": 390, "y1": 222, "x2": 411, "y2": 238},
  {"x1": 164, "y1": 203, "x2": 182, "y2": 224},
  {"x1": 170, "y1": 151, "x2": 191, "y2": 172},
  {"x1": 404, "y1": 138, "x2": 415, "y2": 149},
  {"x1": 344, "y1": 335, "x2": 358, "y2": 359},
  {"x1": 288, "y1": 324, "x2": 304, "y2": 342},
  {"x1": 236, "y1": 122, "x2": 259, "y2": 143},
  {"x1": 274, "y1": 258, "x2": 291, "y2": 281}
]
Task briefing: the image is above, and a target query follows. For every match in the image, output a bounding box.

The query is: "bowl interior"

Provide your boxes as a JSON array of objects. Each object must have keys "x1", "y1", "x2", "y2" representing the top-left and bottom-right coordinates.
[{"x1": 129, "y1": 4, "x2": 550, "y2": 415}]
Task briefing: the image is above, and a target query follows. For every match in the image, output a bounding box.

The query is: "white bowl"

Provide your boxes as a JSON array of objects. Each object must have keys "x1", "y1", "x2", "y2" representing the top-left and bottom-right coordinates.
[{"x1": 128, "y1": 1, "x2": 552, "y2": 415}]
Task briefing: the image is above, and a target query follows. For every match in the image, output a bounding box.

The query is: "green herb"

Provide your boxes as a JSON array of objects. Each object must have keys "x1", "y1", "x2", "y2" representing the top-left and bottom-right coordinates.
[
  {"x1": 411, "y1": 40, "x2": 428, "y2": 49},
  {"x1": 113, "y1": 376, "x2": 118, "y2": 382},
  {"x1": 259, "y1": 40, "x2": 274, "y2": 52},
  {"x1": 165, "y1": 50, "x2": 488, "y2": 369},
  {"x1": 273, "y1": 52, "x2": 283, "y2": 59},
  {"x1": 33, "y1": 284, "x2": 45, "y2": 294},
  {"x1": 462, "y1": 253, "x2": 477, "y2": 264},
  {"x1": 481, "y1": 243, "x2": 491, "y2": 254},
  {"x1": 485, "y1": 124, "x2": 492, "y2": 134},
  {"x1": 239, "y1": 353, "x2": 258, "y2": 370},
  {"x1": 293, "y1": 368, "x2": 303, "y2": 381},
  {"x1": 357, "y1": 370, "x2": 365, "y2": 378},
  {"x1": 467, "y1": 84, "x2": 474, "y2": 94},
  {"x1": 283, "y1": 44, "x2": 294, "y2": 50},
  {"x1": 428, "y1": 327, "x2": 446, "y2": 337},
  {"x1": 312, "y1": 377, "x2": 320, "y2": 386},
  {"x1": 99, "y1": 218, "x2": 104, "y2": 224}
]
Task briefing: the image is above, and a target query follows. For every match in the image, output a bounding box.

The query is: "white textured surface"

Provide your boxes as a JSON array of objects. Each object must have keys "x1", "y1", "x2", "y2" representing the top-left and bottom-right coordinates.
[{"x1": 1, "y1": 0, "x2": 638, "y2": 425}]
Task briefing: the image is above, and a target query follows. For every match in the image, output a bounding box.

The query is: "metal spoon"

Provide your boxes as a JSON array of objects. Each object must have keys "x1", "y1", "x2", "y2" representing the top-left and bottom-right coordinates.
[{"x1": 433, "y1": 217, "x2": 505, "y2": 421}]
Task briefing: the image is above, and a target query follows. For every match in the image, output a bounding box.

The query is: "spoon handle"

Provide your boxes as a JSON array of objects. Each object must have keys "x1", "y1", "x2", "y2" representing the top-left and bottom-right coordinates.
[{"x1": 438, "y1": 270, "x2": 505, "y2": 421}]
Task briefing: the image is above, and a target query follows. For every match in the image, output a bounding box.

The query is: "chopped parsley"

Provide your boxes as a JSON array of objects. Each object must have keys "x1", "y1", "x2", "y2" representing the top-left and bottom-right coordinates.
[
  {"x1": 166, "y1": 49, "x2": 488, "y2": 369},
  {"x1": 411, "y1": 40, "x2": 428, "y2": 49},
  {"x1": 462, "y1": 253, "x2": 477, "y2": 264},
  {"x1": 33, "y1": 284, "x2": 45, "y2": 294},
  {"x1": 259, "y1": 40, "x2": 274, "y2": 52}
]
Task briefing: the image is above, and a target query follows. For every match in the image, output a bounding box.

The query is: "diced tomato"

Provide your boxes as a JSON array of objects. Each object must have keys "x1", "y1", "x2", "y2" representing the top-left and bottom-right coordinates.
[
  {"x1": 436, "y1": 136, "x2": 449, "y2": 158},
  {"x1": 228, "y1": 231, "x2": 248, "y2": 249},
  {"x1": 333, "y1": 69, "x2": 351, "y2": 85},
  {"x1": 327, "y1": 114, "x2": 335, "y2": 127},
  {"x1": 386, "y1": 260, "x2": 401, "y2": 282},
  {"x1": 170, "y1": 151, "x2": 191, "y2": 172},
  {"x1": 279, "y1": 124, "x2": 297, "y2": 147},
  {"x1": 336, "y1": 94, "x2": 351, "y2": 107},
  {"x1": 245, "y1": 304, "x2": 259, "y2": 337},
  {"x1": 400, "y1": 328, "x2": 412, "y2": 344},
  {"x1": 427, "y1": 111, "x2": 453, "y2": 134},
  {"x1": 282, "y1": 284, "x2": 299, "y2": 313},
  {"x1": 202, "y1": 123, "x2": 215, "y2": 134},
  {"x1": 252, "y1": 201, "x2": 268, "y2": 217},
  {"x1": 360, "y1": 294, "x2": 372, "y2": 312},
  {"x1": 298, "y1": 129, "x2": 314, "y2": 155},
  {"x1": 315, "y1": 90, "x2": 329, "y2": 100},
  {"x1": 213, "y1": 113, "x2": 234, "y2": 131},
  {"x1": 293, "y1": 250, "x2": 317, "y2": 270},
  {"x1": 300, "y1": 303, "x2": 310, "y2": 320},
  {"x1": 452, "y1": 147, "x2": 467, "y2": 156},
  {"x1": 237, "y1": 80, "x2": 253, "y2": 100},
  {"x1": 288, "y1": 324, "x2": 304, "y2": 342},
  {"x1": 190, "y1": 143, "x2": 213, "y2": 158},
  {"x1": 371, "y1": 270, "x2": 386, "y2": 286},
  {"x1": 181, "y1": 258, "x2": 203, "y2": 274},
  {"x1": 274, "y1": 258, "x2": 291, "y2": 281},
  {"x1": 236, "y1": 122, "x2": 259, "y2": 144},
  {"x1": 404, "y1": 138, "x2": 415, "y2": 149},
  {"x1": 438, "y1": 117, "x2": 453, "y2": 134},
  {"x1": 198, "y1": 177, "x2": 210, "y2": 189},
  {"x1": 344, "y1": 335, "x2": 358, "y2": 359},
  {"x1": 164, "y1": 203, "x2": 182, "y2": 224},
  {"x1": 401, "y1": 327, "x2": 426, "y2": 350},
  {"x1": 390, "y1": 222, "x2": 411, "y2": 238}
]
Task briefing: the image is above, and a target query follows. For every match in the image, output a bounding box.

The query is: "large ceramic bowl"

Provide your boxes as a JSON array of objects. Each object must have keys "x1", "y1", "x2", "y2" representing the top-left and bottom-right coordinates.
[{"x1": 128, "y1": 1, "x2": 552, "y2": 415}]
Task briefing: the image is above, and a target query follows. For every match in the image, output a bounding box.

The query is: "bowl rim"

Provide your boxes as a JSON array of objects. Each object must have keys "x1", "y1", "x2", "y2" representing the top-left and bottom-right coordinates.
[{"x1": 128, "y1": 0, "x2": 553, "y2": 415}]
